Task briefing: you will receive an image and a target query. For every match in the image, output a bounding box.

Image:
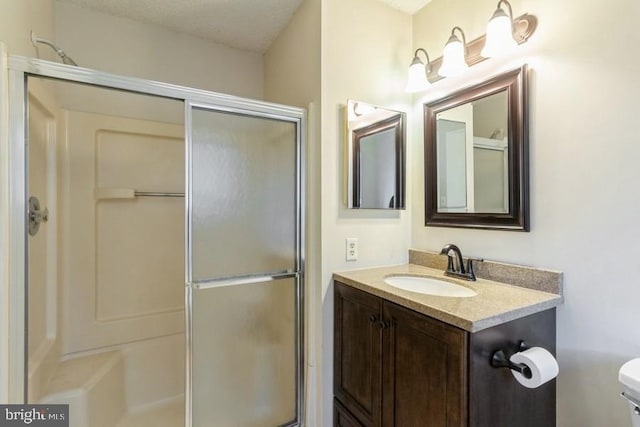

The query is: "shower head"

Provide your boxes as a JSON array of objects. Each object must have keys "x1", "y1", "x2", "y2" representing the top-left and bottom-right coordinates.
[{"x1": 30, "y1": 31, "x2": 78, "y2": 66}]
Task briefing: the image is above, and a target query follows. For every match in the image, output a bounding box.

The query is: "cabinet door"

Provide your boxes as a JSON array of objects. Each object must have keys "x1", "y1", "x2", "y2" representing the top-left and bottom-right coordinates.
[
  {"x1": 334, "y1": 398, "x2": 365, "y2": 427},
  {"x1": 334, "y1": 282, "x2": 383, "y2": 427},
  {"x1": 382, "y1": 301, "x2": 468, "y2": 427}
]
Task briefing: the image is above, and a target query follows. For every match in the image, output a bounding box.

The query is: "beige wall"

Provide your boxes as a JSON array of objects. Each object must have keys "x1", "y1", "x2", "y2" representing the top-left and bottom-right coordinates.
[
  {"x1": 473, "y1": 93, "x2": 507, "y2": 138},
  {"x1": 321, "y1": 0, "x2": 412, "y2": 424},
  {"x1": 54, "y1": 1, "x2": 264, "y2": 99},
  {"x1": 266, "y1": 0, "x2": 412, "y2": 423},
  {"x1": 0, "y1": 0, "x2": 55, "y2": 59},
  {"x1": 411, "y1": 0, "x2": 640, "y2": 425},
  {"x1": 264, "y1": 0, "x2": 321, "y2": 108},
  {"x1": 7, "y1": 1, "x2": 637, "y2": 424}
]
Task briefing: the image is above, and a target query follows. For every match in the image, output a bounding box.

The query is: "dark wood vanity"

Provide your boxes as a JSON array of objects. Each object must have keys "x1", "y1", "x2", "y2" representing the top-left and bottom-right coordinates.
[{"x1": 333, "y1": 281, "x2": 556, "y2": 427}]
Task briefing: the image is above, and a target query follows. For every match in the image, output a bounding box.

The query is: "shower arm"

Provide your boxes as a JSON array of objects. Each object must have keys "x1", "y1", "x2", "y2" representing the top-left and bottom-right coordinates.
[{"x1": 30, "y1": 30, "x2": 78, "y2": 66}]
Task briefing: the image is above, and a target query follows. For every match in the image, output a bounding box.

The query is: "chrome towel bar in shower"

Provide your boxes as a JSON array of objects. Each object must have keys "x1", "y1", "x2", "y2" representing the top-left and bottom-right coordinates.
[
  {"x1": 95, "y1": 188, "x2": 184, "y2": 200},
  {"x1": 135, "y1": 191, "x2": 184, "y2": 198}
]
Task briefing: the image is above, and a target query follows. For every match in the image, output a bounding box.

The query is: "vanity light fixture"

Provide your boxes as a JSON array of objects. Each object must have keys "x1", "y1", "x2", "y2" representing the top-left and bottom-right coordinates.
[
  {"x1": 481, "y1": 0, "x2": 518, "y2": 58},
  {"x1": 438, "y1": 27, "x2": 469, "y2": 78},
  {"x1": 405, "y1": 3, "x2": 536, "y2": 91},
  {"x1": 405, "y1": 48, "x2": 432, "y2": 93}
]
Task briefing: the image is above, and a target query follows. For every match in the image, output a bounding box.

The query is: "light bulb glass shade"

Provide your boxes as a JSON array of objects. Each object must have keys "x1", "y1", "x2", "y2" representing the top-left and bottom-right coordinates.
[
  {"x1": 438, "y1": 37, "x2": 468, "y2": 77},
  {"x1": 481, "y1": 10, "x2": 517, "y2": 58},
  {"x1": 406, "y1": 61, "x2": 430, "y2": 92}
]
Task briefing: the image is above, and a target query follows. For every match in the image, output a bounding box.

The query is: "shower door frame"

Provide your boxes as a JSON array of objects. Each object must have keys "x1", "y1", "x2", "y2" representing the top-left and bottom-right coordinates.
[{"x1": 2, "y1": 55, "x2": 306, "y2": 426}]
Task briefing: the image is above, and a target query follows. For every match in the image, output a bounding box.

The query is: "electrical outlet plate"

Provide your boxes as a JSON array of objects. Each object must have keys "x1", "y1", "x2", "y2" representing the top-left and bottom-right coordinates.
[{"x1": 346, "y1": 237, "x2": 358, "y2": 261}]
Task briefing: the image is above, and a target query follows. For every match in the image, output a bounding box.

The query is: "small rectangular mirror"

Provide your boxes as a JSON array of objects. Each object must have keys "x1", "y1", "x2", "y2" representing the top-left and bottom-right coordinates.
[
  {"x1": 346, "y1": 100, "x2": 406, "y2": 209},
  {"x1": 424, "y1": 65, "x2": 528, "y2": 230}
]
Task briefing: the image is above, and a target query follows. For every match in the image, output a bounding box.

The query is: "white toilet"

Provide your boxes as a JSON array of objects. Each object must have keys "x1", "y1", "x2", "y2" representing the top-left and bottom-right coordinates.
[{"x1": 619, "y1": 358, "x2": 640, "y2": 426}]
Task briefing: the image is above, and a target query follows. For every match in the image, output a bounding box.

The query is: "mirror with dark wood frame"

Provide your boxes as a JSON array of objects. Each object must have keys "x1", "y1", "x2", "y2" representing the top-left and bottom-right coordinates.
[
  {"x1": 346, "y1": 100, "x2": 406, "y2": 209},
  {"x1": 423, "y1": 65, "x2": 529, "y2": 230}
]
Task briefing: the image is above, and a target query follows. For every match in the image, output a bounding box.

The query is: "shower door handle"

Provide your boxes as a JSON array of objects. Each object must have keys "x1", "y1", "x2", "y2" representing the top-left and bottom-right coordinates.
[{"x1": 28, "y1": 196, "x2": 49, "y2": 236}]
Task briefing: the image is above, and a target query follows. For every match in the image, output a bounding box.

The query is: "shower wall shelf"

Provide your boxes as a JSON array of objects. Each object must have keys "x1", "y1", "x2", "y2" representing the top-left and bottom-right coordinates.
[{"x1": 94, "y1": 188, "x2": 185, "y2": 200}]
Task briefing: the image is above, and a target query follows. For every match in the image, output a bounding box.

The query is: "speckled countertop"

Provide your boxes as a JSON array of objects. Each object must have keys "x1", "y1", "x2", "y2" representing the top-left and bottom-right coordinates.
[{"x1": 333, "y1": 264, "x2": 563, "y2": 333}]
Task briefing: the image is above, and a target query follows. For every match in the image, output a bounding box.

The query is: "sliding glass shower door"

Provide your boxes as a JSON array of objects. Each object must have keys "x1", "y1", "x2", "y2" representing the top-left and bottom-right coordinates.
[
  {"x1": 186, "y1": 103, "x2": 304, "y2": 427},
  {"x1": 7, "y1": 56, "x2": 304, "y2": 426}
]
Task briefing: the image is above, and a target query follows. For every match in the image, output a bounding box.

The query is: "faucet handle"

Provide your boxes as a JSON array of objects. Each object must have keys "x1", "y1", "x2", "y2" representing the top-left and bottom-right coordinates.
[{"x1": 465, "y1": 257, "x2": 483, "y2": 280}]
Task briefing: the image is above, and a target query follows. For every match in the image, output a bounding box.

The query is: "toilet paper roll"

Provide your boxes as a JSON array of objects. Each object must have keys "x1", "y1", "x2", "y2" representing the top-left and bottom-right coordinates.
[{"x1": 509, "y1": 347, "x2": 559, "y2": 389}]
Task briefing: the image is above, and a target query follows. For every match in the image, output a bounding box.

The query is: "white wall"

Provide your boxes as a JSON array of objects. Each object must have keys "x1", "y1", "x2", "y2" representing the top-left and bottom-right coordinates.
[
  {"x1": 54, "y1": 1, "x2": 264, "y2": 99},
  {"x1": 321, "y1": 0, "x2": 412, "y2": 424},
  {"x1": 411, "y1": 0, "x2": 640, "y2": 425}
]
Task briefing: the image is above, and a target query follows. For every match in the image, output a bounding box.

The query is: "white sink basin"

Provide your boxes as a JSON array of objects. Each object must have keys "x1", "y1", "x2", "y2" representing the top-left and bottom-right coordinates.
[{"x1": 384, "y1": 275, "x2": 477, "y2": 297}]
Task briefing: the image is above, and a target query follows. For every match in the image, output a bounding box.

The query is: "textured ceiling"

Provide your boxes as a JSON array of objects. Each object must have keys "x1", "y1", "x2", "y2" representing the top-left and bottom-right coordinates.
[
  {"x1": 56, "y1": 0, "x2": 432, "y2": 53},
  {"x1": 56, "y1": 0, "x2": 305, "y2": 53}
]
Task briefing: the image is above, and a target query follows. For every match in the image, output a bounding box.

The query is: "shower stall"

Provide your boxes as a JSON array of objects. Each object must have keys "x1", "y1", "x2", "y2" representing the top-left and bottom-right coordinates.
[{"x1": 3, "y1": 55, "x2": 305, "y2": 427}]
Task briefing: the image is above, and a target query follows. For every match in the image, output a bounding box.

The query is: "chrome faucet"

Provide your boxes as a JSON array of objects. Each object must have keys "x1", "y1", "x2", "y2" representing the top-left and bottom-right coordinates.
[{"x1": 439, "y1": 244, "x2": 482, "y2": 281}]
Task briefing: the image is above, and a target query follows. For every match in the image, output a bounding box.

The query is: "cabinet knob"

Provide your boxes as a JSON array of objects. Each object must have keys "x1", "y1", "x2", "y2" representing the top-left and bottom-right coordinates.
[{"x1": 368, "y1": 314, "x2": 389, "y2": 329}]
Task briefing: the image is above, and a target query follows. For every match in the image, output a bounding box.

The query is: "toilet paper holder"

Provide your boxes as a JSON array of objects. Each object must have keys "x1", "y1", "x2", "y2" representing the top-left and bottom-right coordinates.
[{"x1": 490, "y1": 341, "x2": 533, "y2": 379}]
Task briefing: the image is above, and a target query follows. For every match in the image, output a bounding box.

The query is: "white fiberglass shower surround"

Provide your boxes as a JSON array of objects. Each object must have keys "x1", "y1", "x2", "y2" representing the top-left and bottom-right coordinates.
[{"x1": 3, "y1": 55, "x2": 305, "y2": 427}]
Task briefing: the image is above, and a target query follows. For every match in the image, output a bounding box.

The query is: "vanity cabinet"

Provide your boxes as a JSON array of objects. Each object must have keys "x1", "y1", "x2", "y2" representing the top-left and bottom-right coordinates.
[{"x1": 333, "y1": 281, "x2": 556, "y2": 427}]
